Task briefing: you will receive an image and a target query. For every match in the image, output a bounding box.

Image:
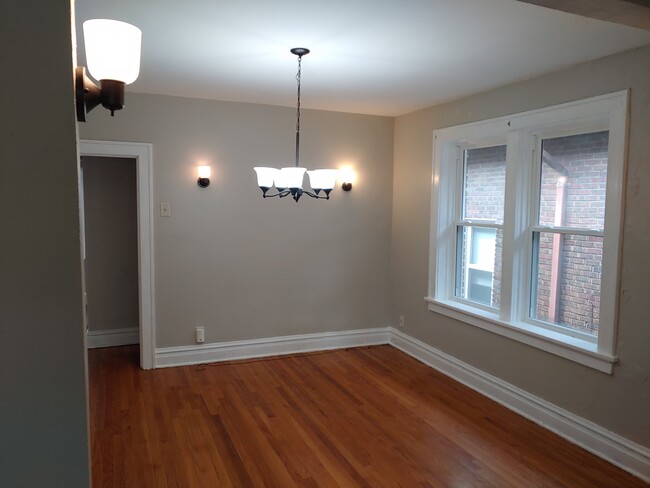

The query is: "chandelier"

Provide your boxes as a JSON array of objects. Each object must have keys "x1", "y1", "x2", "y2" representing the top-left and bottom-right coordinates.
[{"x1": 254, "y1": 48, "x2": 339, "y2": 202}]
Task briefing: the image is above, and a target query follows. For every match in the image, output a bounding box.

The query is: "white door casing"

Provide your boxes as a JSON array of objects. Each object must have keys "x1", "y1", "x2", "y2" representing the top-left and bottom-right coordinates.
[{"x1": 79, "y1": 140, "x2": 155, "y2": 369}]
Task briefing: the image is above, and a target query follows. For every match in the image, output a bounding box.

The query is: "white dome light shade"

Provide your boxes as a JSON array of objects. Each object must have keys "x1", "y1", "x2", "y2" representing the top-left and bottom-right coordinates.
[
  {"x1": 307, "y1": 169, "x2": 339, "y2": 190},
  {"x1": 253, "y1": 167, "x2": 279, "y2": 188},
  {"x1": 83, "y1": 19, "x2": 142, "y2": 84},
  {"x1": 275, "y1": 167, "x2": 306, "y2": 190}
]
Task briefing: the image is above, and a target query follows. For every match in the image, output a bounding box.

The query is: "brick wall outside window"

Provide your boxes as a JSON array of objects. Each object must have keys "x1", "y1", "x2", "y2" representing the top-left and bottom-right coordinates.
[
  {"x1": 536, "y1": 131, "x2": 608, "y2": 335},
  {"x1": 463, "y1": 132, "x2": 608, "y2": 335}
]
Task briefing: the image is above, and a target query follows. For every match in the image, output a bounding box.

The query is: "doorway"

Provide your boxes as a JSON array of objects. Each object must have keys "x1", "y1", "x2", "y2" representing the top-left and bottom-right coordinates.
[
  {"x1": 80, "y1": 140, "x2": 155, "y2": 369},
  {"x1": 82, "y1": 155, "x2": 139, "y2": 349}
]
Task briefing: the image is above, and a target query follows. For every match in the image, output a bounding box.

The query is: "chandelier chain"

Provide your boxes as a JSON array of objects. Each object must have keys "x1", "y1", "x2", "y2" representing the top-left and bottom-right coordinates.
[{"x1": 296, "y1": 54, "x2": 302, "y2": 135}]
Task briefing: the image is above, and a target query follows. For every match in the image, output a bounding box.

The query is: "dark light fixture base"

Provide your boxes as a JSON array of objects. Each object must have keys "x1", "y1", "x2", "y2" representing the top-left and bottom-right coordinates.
[
  {"x1": 342, "y1": 182, "x2": 353, "y2": 192},
  {"x1": 197, "y1": 178, "x2": 210, "y2": 188},
  {"x1": 99, "y1": 79, "x2": 125, "y2": 116},
  {"x1": 75, "y1": 67, "x2": 126, "y2": 122},
  {"x1": 290, "y1": 47, "x2": 310, "y2": 57}
]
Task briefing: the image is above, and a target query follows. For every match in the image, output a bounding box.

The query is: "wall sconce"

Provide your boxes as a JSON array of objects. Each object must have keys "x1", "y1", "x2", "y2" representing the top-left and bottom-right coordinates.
[
  {"x1": 76, "y1": 19, "x2": 142, "y2": 122},
  {"x1": 339, "y1": 166, "x2": 356, "y2": 192},
  {"x1": 197, "y1": 165, "x2": 211, "y2": 188}
]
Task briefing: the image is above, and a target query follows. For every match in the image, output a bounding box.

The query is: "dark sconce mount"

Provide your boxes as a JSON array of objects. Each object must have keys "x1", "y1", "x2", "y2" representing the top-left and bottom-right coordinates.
[
  {"x1": 342, "y1": 182, "x2": 352, "y2": 191},
  {"x1": 76, "y1": 67, "x2": 126, "y2": 122}
]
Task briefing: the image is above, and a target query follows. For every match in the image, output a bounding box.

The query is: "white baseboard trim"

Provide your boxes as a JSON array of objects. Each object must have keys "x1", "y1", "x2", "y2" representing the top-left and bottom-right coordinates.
[
  {"x1": 155, "y1": 327, "x2": 391, "y2": 368},
  {"x1": 388, "y1": 327, "x2": 650, "y2": 483},
  {"x1": 87, "y1": 327, "x2": 139, "y2": 349}
]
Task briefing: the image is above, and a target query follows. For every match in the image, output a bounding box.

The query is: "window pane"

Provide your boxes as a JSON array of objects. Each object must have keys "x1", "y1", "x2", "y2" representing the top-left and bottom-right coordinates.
[
  {"x1": 531, "y1": 231, "x2": 602, "y2": 336},
  {"x1": 456, "y1": 226, "x2": 502, "y2": 308},
  {"x1": 463, "y1": 145, "x2": 506, "y2": 225},
  {"x1": 538, "y1": 131, "x2": 608, "y2": 231}
]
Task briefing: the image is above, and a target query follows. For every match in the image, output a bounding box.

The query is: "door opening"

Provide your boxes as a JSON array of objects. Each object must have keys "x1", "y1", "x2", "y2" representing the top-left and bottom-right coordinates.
[
  {"x1": 82, "y1": 155, "x2": 139, "y2": 349},
  {"x1": 79, "y1": 140, "x2": 155, "y2": 369}
]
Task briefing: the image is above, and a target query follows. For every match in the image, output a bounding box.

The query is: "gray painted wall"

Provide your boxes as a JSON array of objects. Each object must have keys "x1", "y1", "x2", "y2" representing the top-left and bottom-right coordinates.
[
  {"x1": 82, "y1": 156, "x2": 139, "y2": 333},
  {"x1": 80, "y1": 95, "x2": 394, "y2": 347},
  {"x1": 0, "y1": 1, "x2": 90, "y2": 486},
  {"x1": 391, "y1": 44, "x2": 650, "y2": 447},
  {"x1": 0, "y1": 1, "x2": 645, "y2": 483}
]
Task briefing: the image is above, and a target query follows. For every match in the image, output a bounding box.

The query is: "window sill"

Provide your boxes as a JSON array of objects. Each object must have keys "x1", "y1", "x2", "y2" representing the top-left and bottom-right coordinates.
[{"x1": 425, "y1": 297, "x2": 617, "y2": 373}]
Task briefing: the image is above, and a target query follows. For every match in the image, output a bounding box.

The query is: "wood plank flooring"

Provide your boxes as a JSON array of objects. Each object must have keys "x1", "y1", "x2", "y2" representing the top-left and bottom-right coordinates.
[{"x1": 89, "y1": 345, "x2": 645, "y2": 487}]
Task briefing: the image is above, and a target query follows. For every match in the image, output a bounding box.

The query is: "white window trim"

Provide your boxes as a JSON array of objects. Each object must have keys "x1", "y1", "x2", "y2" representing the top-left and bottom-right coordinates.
[{"x1": 427, "y1": 91, "x2": 628, "y2": 374}]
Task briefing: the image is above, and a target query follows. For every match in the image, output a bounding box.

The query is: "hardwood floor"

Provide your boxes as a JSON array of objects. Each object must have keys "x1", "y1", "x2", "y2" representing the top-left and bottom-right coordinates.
[{"x1": 89, "y1": 345, "x2": 645, "y2": 487}]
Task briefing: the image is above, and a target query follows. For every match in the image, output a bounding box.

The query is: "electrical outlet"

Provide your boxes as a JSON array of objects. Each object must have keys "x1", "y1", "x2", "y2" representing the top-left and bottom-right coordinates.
[
  {"x1": 195, "y1": 326, "x2": 205, "y2": 344},
  {"x1": 399, "y1": 315, "x2": 405, "y2": 328}
]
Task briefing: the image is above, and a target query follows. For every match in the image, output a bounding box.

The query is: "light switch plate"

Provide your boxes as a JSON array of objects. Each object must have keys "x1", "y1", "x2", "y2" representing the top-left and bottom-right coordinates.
[{"x1": 160, "y1": 202, "x2": 171, "y2": 217}]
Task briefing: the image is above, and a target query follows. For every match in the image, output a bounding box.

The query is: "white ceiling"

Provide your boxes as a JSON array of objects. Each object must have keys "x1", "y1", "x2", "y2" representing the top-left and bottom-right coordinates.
[{"x1": 74, "y1": 0, "x2": 650, "y2": 116}]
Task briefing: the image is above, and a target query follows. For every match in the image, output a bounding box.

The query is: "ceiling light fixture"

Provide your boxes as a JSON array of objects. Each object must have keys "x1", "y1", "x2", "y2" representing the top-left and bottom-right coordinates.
[
  {"x1": 254, "y1": 48, "x2": 338, "y2": 202},
  {"x1": 76, "y1": 19, "x2": 142, "y2": 122}
]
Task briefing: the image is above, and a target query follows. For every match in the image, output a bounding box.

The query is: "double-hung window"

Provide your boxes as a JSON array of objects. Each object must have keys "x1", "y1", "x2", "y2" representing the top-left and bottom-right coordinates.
[{"x1": 427, "y1": 92, "x2": 628, "y2": 373}]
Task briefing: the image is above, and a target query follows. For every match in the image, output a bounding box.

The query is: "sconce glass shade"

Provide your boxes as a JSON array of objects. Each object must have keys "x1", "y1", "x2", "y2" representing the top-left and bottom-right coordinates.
[
  {"x1": 307, "y1": 169, "x2": 339, "y2": 190},
  {"x1": 339, "y1": 166, "x2": 357, "y2": 185},
  {"x1": 197, "y1": 165, "x2": 211, "y2": 178},
  {"x1": 197, "y1": 164, "x2": 211, "y2": 187},
  {"x1": 275, "y1": 167, "x2": 306, "y2": 190},
  {"x1": 83, "y1": 19, "x2": 142, "y2": 84},
  {"x1": 254, "y1": 167, "x2": 279, "y2": 188}
]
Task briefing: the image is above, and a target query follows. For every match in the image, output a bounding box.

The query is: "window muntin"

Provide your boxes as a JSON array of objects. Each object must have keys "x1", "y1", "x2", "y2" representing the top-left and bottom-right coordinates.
[{"x1": 428, "y1": 92, "x2": 627, "y2": 373}]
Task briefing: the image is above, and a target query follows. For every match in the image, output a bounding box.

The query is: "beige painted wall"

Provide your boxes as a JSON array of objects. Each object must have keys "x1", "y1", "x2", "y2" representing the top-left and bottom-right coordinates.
[
  {"x1": 82, "y1": 156, "x2": 139, "y2": 333},
  {"x1": 391, "y1": 44, "x2": 650, "y2": 447},
  {"x1": 0, "y1": 1, "x2": 90, "y2": 486},
  {"x1": 80, "y1": 95, "x2": 394, "y2": 347}
]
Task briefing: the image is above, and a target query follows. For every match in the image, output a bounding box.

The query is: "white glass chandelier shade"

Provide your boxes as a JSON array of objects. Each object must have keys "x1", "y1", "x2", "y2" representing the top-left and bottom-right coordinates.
[
  {"x1": 83, "y1": 19, "x2": 142, "y2": 84},
  {"x1": 253, "y1": 167, "x2": 279, "y2": 188},
  {"x1": 275, "y1": 167, "x2": 307, "y2": 190},
  {"x1": 307, "y1": 169, "x2": 339, "y2": 190}
]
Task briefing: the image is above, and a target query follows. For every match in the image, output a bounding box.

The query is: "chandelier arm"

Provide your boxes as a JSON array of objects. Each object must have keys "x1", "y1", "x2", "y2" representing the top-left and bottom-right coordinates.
[
  {"x1": 259, "y1": 188, "x2": 329, "y2": 200},
  {"x1": 303, "y1": 190, "x2": 330, "y2": 200},
  {"x1": 261, "y1": 189, "x2": 292, "y2": 198}
]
